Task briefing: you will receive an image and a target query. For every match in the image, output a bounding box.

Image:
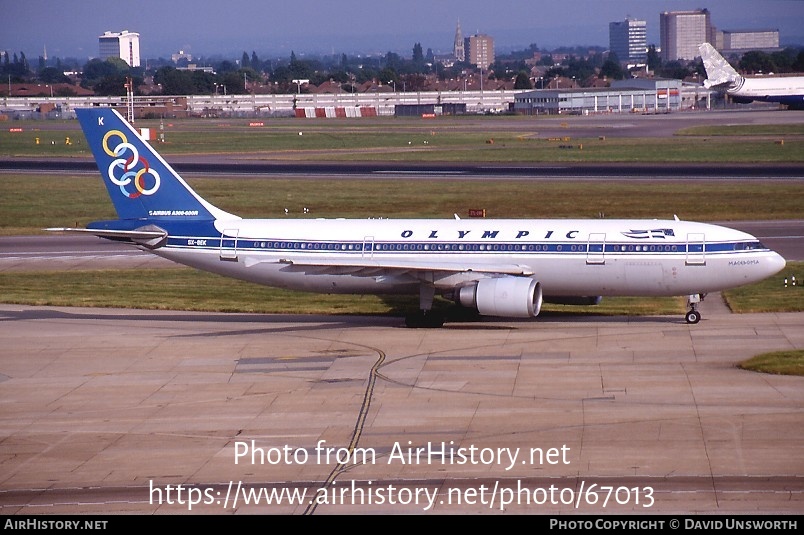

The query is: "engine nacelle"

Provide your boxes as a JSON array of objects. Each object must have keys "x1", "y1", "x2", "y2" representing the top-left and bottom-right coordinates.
[{"x1": 457, "y1": 277, "x2": 543, "y2": 318}]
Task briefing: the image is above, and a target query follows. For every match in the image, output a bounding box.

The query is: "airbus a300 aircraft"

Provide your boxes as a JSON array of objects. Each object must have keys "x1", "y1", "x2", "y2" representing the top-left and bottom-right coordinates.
[
  {"x1": 51, "y1": 107, "x2": 786, "y2": 327},
  {"x1": 699, "y1": 42, "x2": 804, "y2": 109}
]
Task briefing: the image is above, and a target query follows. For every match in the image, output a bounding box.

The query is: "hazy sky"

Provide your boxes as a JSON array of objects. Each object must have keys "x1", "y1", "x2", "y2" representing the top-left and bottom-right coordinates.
[{"x1": 3, "y1": 0, "x2": 803, "y2": 60}]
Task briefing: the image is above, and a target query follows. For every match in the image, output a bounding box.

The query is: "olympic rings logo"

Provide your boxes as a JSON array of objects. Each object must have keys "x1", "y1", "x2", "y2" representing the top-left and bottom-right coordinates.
[{"x1": 102, "y1": 129, "x2": 161, "y2": 198}]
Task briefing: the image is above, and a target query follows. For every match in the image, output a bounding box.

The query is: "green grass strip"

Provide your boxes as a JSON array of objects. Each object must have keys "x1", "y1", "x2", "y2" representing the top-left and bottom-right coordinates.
[
  {"x1": 3, "y1": 175, "x2": 804, "y2": 235},
  {"x1": 739, "y1": 350, "x2": 804, "y2": 376}
]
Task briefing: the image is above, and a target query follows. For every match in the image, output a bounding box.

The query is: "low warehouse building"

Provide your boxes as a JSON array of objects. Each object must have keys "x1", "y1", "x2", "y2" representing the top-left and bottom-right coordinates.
[{"x1": 514, "y1": 79, "x2": 682, "y2": 115}]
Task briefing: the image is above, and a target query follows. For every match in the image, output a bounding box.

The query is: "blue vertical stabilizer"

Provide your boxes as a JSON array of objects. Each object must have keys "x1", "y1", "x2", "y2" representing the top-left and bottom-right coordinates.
[{"x1": 75, "y1": 107, "x2": 236, "y2": 222}]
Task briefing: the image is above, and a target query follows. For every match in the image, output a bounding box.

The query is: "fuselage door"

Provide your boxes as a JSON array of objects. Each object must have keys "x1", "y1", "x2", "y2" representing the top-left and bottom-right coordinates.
[
  {"x1": 220, "y1": 228, "x2": 239, "y2": 261},
  {"x1": 686, "y1": 233, "x2": 706, "y2": 265},
  {"x1": 363, "y1": 236, "x2": 374, "y2": 259},
  {"x1": 587, "y1": 233, "x2": 606, "y2": 264}
]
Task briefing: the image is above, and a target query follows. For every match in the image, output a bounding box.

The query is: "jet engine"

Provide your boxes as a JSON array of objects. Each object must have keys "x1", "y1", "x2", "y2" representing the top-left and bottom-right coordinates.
[{"x1": 457, "y1": 277, "x2": 543, "y2": 318}]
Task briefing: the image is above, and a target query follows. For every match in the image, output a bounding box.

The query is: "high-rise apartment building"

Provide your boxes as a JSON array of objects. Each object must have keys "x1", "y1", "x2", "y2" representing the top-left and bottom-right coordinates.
[
  {"x1": 609, "y1": 18, "x2": 647, "y2": 66},
  {"x1": 465, "y1": 34, "x2": 494, "y2": 69},
  {"x1": 98, "y1": 30, "x2": 140, "y2": 67},
  {"x1": 660, "y1": 10, "x2": 713, "y2": 62}
]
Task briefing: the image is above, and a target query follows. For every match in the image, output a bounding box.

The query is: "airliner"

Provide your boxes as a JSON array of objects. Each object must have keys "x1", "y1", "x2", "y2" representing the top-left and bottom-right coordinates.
[
  {"x1": 49, "y1": 107, "x2": 786, "y2": 327},
  {"x1": 699, "y1": 42, "x2": 804, "y2": 109}
]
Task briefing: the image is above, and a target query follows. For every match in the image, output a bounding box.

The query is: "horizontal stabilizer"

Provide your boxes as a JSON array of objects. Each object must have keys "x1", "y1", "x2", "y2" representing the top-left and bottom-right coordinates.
[
  {"x1": 46, "y1": 226, "x2": 168, "y2": 249},
  {"x1": 703, "y1": 78, "x2": 736, "y2": 90}
]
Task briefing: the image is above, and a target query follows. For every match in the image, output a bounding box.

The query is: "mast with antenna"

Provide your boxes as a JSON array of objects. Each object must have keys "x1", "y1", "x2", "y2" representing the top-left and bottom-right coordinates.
[{"x1": 124, "y1": 76, "x2": 134, "y2": 123}]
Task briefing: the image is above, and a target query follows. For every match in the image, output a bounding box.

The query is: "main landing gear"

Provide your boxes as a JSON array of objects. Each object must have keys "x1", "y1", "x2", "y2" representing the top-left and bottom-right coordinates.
[
  {"x1": 685, "y1": 294, "x2": 704, "y2": 324},
  {"x1": 405, "y1": 282, "x2": 446, "y2": 328}
]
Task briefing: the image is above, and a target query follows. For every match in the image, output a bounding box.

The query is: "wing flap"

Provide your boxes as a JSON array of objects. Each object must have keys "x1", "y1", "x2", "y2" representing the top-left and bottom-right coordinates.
[{"x1": 244, "y1": 255, "x2": 534, "y2": 277}]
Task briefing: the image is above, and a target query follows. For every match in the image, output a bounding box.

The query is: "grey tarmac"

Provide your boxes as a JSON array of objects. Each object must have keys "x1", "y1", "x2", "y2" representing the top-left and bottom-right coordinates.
[{"x1": 0, "y1": 302, "x2": 802, "y2": 514}]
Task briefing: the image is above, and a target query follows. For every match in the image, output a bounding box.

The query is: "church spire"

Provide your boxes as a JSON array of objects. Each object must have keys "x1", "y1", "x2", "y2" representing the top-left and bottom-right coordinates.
[{"x1": 454, "y1": 20, "x2": 465, "y2": 62}]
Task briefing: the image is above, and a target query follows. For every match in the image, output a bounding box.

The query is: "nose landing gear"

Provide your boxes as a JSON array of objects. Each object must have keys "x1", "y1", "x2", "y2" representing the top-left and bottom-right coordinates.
[{"x1": 686, "y1": 294, "x2": 704, "y2": 324}]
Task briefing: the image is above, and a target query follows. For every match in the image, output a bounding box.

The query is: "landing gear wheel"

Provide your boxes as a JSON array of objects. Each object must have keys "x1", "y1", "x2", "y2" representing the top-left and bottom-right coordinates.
[
  {"x1": 685, "y1": 293, "x2": 704, "y2": 325},
  {"x1": 405, "y1": 311, "x2": 445, "y2": 328}
]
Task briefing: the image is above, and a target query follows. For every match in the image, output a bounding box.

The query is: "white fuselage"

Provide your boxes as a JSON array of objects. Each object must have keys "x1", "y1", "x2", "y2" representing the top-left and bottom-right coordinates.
[
  {"x1": 148, "y1": 217, "x2": 786, "y2": 299},
  {"x1": 728, "y1": 75, "x2": 804, "y2": 100}
]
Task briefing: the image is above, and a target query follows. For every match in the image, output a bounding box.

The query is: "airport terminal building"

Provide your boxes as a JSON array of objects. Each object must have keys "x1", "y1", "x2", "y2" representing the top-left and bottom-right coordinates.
[{"x1": 513, "y1": 79, "x2": 683, "y2": 115}]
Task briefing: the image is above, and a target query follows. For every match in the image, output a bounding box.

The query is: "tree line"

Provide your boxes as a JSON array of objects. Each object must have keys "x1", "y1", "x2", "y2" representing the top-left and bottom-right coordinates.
[{"x1": 2, "y1": 43, "x2": 803, "y2": 97}]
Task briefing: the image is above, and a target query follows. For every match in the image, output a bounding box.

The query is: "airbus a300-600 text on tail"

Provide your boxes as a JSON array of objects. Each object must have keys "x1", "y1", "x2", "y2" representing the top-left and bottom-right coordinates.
[{"x1": 50, "y1": 108, "x2": 786, "y2": 327}]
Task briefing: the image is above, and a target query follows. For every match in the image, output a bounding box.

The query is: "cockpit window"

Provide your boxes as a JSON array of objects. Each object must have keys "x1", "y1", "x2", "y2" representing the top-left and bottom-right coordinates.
[{"x1": 734, "y1": 241, "x2": 766, "y2": 251}]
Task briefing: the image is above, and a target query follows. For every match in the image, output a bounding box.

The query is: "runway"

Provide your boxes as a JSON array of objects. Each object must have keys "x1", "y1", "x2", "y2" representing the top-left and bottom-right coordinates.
[
  {"x1": 1, "y1": 304, "x2": 802, "y2": 514},
  {"x1": 2, "y1": 109, "x2": 804, "y2": 179}
]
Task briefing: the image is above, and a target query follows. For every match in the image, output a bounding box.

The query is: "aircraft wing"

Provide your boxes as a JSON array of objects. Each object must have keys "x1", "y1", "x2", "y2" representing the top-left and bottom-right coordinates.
[{"x1": 245, "y1": 255, "x2": 534, "y2": 277}]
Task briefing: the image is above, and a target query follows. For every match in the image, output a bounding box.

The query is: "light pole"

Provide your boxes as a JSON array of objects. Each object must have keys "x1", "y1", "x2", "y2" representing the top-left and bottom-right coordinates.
[
  {"x1": 292, "y1": 79, "x2": 308, "y2": 111},
  {"x1": 292, "y1": 79, "x2": 308, "y2": 95}
]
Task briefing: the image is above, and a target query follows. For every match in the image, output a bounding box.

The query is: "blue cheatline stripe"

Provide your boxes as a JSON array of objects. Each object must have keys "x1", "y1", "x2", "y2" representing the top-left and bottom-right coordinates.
[{"x1": 164, "y1": 236, "x2": 769, "y2": 256}]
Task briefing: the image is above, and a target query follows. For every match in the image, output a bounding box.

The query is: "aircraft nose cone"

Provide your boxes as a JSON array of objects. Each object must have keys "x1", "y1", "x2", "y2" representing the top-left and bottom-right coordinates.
[{"x1": 766, "y1": 251, "x2": 786, "y2": 277}]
